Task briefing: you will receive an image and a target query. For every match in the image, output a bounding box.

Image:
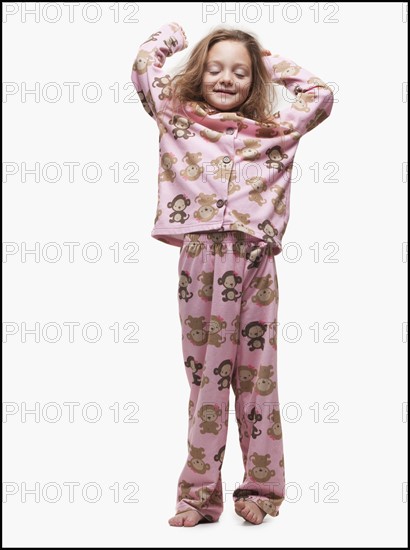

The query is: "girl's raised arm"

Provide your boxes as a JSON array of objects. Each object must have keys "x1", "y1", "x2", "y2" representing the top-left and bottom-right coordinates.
[
  {"x1": 262, "y1": 51, "x2": 334, "y2": 138},
  {"x1": 131, "y1": 22, "x2": 188, "y2": 120}
]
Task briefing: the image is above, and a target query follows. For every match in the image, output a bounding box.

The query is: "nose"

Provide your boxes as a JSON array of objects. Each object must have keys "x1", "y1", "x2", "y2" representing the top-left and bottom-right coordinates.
[{"x1": 219, "y1": 71, "x2": 233, "y2": 85}]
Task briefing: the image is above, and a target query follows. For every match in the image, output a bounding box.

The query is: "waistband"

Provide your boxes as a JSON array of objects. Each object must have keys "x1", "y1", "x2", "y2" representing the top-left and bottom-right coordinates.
[
  {"x1": 181, "y1": 230, "x2": 278, "y2": 259},
  {"x1": 182, "y1": 230, "x2": 263, "y2": 244}
]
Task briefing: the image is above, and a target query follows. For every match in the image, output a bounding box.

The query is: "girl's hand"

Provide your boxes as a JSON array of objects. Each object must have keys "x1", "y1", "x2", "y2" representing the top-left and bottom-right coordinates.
[
  {"x1": 170, "y1": 21, "x2": 188, "y2": 45},
  {"x1": 261, "y1": 49, "x2": 272, "y2": 56},
  {"x1": 180, "y1": 26, "x2": 188, "y2": 45}
]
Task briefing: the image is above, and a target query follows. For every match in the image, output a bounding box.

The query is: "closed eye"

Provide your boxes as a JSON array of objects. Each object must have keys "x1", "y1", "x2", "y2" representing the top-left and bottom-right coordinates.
[{"x1": 209, "y1": 71, "x2": 246, "y2": 78}]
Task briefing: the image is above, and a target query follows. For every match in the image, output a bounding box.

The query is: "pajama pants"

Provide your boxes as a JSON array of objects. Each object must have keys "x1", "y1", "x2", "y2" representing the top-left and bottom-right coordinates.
[{"x1": 175, "y1": 230, "x2": 285, "y2": 522}]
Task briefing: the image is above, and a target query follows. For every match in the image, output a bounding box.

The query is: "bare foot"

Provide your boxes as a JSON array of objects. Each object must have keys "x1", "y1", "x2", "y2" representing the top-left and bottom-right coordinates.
[
  {"x1": 235, "y1": 499, "x2": 266, "y2": 525},
  {"x1": 168, "y1": 509, "x2": 204, "y2": 527}
]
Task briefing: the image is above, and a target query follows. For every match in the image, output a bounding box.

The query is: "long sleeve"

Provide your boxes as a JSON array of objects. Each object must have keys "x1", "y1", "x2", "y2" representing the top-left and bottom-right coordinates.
[
  {"x1": 131, "y1": 22, "x2": 188, "y2": 121},
  {"x1": 263, "y1": 53, "x2": 334, "y2": 138}
]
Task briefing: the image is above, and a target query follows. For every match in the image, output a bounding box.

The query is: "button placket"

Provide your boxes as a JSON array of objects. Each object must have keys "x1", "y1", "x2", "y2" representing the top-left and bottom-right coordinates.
[{"x1": 219, "y1": 136, "x2": 235, "y2": 219}]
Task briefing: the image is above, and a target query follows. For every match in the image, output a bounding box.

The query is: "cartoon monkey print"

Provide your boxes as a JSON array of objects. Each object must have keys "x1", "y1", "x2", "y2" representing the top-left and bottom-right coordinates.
[
  {"x1": 241, "y1": 321, "x2": 267, "y2": 351},
  {"x1": 197, "y1": 404, "x2": 222, "y2": 435},
  {"x1": 152, "y1": 75, "x2": 173, "y2": 100},
  {"x1": 207, "y1": 315, "x2": 227, "y2": 347},
  {"x1": 159, "y1": 152, "x2": 177, "y2": 183},
  {"x1": 168, "y1": 194, "x2": 190, "y2": 224},
  {"x1": 265, "y1": 145, "x2": 288, "y2": 172},
  {"x1": 255, "y1": 365, "x2": 276, "y2": 396},
  {"x1": 185, "y1": 315, "x2": 208, "y2": 346},
  {"x1": 184, "y1": 355, "x2": 203, "y2": 386},
  {"x1": 169, "y1": 115, "x2": 196, "y2": 140},
  {"x1": 218, "y1": 270, "x2": 242, "y2": 302},
  {"x1": 250, "y1": 273, "x2": 278, "y2": 306},
  {"x1": 247, "y1": 406, "x2": 262, "y2": 439},
  {"x1": 256, "y1": 496, "x2": 284, "y2": 517},
  {"x1": 180, "y1": 152, "x2": 204, "y2": 181},
  {"x1": 248, "y1": 452, "x2": 275, "y2": 483},
  {"x1": 178, "y1": 270, "x2": 193, "y2": 302},
  {"x1": 213, "y1": 445, "x2": 225, "y2": 470},
  {"x1": 246, "y1": 246, "x2": 264, "y2": 270},
  {"x1": 267, "y1": 408, "x2": 282, "y2": 440},
  {"x1": 213, "y1": 359, "x2": 233, "y2": 390},
  {"x1": 178, "y1": 479, "x2": 194, "y2": 501},
  {"x1": 193, "y1": 193, "x2": 219, "y2": 223},
  {"x1": 236, "y1": 365, "x2": 257, "y2": 395},
  {"x1": 257, "y1": 220, "x2": 279, "y2": 244},
  {"x1": 187, "y1": 443, "x2": 211, "y2": 475},
  {"x1": 197, "y1": 271, "x2": 214, "y2": 301}
]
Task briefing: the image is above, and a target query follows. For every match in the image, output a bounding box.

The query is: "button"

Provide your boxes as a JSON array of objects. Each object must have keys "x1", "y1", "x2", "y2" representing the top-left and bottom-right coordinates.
[
  {"x1": 222, "y1": 156, "x2": 231, "y2": 164},
  {"x1": 216, "y1": 199, "x2": 225, "y2": 208},
  {"x1": 226, "y1": 127, "x2": 235, "y2": 135}
]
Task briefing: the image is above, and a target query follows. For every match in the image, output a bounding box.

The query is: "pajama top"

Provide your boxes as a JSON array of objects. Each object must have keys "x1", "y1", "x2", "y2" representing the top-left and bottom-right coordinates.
[{"x1": 131, "y1": 22, "x2": 334, "y2": 253}]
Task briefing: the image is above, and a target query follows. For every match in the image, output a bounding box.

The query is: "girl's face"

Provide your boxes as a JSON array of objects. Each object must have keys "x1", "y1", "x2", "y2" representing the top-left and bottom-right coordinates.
[{"x1": 202, "y1": 40, "x2": 252, "y2": 112}]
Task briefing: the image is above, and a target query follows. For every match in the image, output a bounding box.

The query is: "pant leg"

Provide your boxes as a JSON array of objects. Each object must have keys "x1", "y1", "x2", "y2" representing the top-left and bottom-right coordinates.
[
  {"x1": 175, "y1": 231, "x2": 244, "y2": 522},
  {"x1": 230, "y1": 240, "x2": 286, "y2": 518}
]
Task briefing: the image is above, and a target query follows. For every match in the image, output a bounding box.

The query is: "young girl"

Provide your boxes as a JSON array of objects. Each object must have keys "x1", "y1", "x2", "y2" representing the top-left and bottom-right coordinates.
[{"x1": 131, "y1": 21, "x2": 334, "y2": 527}]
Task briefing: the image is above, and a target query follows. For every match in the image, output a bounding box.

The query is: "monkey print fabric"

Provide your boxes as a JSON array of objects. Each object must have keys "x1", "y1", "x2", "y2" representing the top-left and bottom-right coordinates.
[
  {"x1": 131, "y1": 22, "x2": 334, "y2": 252},
  {"x1": 175, "y1": 230, "x2": 285, "y2": 522}
]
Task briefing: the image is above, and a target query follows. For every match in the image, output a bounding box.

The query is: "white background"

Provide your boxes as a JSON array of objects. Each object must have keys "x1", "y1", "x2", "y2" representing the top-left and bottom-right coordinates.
[{"x1": 3, "y1": 1, "x2": 407, "y2": 547}]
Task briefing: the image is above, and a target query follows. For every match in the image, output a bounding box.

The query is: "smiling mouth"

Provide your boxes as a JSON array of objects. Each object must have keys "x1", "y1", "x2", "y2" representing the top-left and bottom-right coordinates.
[{"x1": 214, "y1": 90, "x2": 236, "y2": 95}]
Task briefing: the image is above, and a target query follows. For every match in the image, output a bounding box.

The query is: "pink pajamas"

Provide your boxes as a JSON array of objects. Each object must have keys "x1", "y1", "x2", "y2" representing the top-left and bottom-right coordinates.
[
  {"x1": 131, "y1": 22, "x2": 334, "y2": 251},
  {"x1": 175, "y1": 230, "x2": 285, "y2": 522},
  {"x1": 131, "y1": 21, "x2": 334, "y2": 522}
]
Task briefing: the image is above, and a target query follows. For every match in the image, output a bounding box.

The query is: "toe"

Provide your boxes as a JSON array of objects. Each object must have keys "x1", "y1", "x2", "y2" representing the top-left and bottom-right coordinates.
[
  {"x1": 169, "y1": 512, "x2": 187, "y2": 526},
  {"x1": 238, "y1": 502, "x2": 266, "y2": 524}
]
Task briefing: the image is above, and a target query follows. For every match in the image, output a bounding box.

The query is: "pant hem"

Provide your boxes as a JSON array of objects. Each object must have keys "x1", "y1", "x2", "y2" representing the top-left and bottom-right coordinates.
[
  {"x1": 175, "y1": 502, "x2": 219, "y2": 523},
  {"x1": 233, "y1": 495, "x2": 283, "y2": 518}
]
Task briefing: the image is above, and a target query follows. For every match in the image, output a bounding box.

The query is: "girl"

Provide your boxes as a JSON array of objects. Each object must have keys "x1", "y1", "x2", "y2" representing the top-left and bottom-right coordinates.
[{"x1": 131, "y1": 21, "x2": 334, "y2": 527}]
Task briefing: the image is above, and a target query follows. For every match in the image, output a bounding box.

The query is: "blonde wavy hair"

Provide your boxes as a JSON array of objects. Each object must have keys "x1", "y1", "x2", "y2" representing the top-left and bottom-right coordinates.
[{"x1": 167, "y1": 26, "x2": 278, "y2": 123}]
